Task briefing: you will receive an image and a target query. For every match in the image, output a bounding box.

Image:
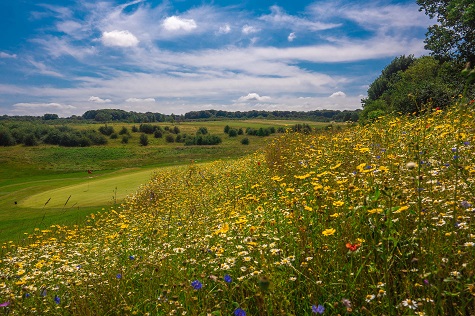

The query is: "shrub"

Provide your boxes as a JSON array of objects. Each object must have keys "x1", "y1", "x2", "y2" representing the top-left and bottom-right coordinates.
[
  {"x1": 140, "y1": 134, "x2": 149, "y2": 146},
  {"x1": 165, "y1": 134, "x2": 175, "y2": 143},
  {"x1": 154, "y1": 130, "x2": 163, "y2": 138},
  {"x1": 131, "y1": 125, "x2": 138, "y2": 133},
  {"x1": 121, "y1": 136, "x2": 129, "y2": 144},
  {"x1": 119, "y1": 127, "x2": 129, "y2": 135},
  {"x1": 98, "y1": 125, "x2": 115, "y2": 136},
  {"x1": 228, "y1": 129, "x2": 238, "y2": 137},
  {"x1": 241, "y1": 137, "x2": 250, "y2": 145},
  {"x1": 110, "y1": 133, "x2": 118, "y2": 139},
  {"x1": 196, "y1": 127, "x2": 208, "y2": 135}
]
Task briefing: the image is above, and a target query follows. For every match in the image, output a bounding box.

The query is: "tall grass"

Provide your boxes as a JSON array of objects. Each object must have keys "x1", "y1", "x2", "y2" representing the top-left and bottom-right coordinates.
[{"x1": 1, "y1": 102, "x2": 474, "y2": 315}]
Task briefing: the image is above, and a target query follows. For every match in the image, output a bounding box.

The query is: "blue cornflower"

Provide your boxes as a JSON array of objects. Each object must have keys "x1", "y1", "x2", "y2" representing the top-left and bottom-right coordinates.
[
  {"x1": 234, "y1": 308, "x2": 246, "y2": 316},
  {"x1": 224, "y1": 274, "x2": 232, "y2": 283},
  {"x1": 312, "y1": 304, "x2": 325, "y2": 314},
  {"x1": 116, "y1": 273, "x2": 122, "y2": 279},
  {"x1": 129, "y1": 255, "x2": 135, "y2": 260},
  {"x1": 54, "y1": 295, "x2": 60, "y2": 304},
  {"x1": 191, "y1": 280, "x2": 202, "y2": 290},
  {"x1": 40, "y1": 288, "x2": 47, "y2": 297},
  {"x1": 461, "y1": 201, "x2": 472, "y2": 209}
]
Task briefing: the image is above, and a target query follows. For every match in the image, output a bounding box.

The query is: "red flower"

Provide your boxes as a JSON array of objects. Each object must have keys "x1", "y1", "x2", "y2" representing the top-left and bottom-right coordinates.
[{"x1": 346, "y1": 243, "x2": 361, "y2": 252}]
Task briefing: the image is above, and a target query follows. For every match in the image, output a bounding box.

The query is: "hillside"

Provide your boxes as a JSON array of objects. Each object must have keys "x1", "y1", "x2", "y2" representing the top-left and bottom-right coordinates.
[{"x1": 1, "y1": 103, "x2": 474, "y2": 315}]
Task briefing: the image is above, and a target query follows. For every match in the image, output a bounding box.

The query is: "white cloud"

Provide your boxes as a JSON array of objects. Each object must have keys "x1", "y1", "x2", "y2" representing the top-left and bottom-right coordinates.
[
  {"x1": 88, "y1": 96, "x2": 111, "y2": 103},
  {"x1": 261, "y1": 6, "x2": 341, "y2": 31},
  {"x1": 0, "y1": 52, "x2": 17, "y2": 59},
  {"x1": 218, "y1": 24, "x2": 231, "y2": 34},
  {"x1": 242, "y1": 25, "x2": 259, "y2": 34},
  {"x1": 162, "y1": 16, "x2": 197, "y2": 32},
  {"x1": 28, "y1": 59, "x2": 64, "y2": 78},
  {"x1": 101, "y1": 30, "x2": 139, "y2": 47},
  {"x1": 330, "y1": 91, "x2": 346, "y2": 98},
  {"x1": 288, "y1": 32, "x2": 296, "y2": 42},
  {"x1": 125, "y1": 97, "x2": 155, "y2": 103},
  {"x1": 238, "y1": 93, "x2": 271, "y2": 102}
]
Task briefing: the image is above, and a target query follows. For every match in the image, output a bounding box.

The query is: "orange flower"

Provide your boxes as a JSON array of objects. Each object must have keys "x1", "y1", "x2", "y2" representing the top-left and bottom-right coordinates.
[{"x1": 345, "y1": 243, "x2": 361, "y2": 252}]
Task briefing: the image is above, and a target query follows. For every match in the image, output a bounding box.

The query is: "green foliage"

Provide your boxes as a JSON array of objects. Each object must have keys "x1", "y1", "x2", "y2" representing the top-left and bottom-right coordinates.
[
  {"x1": 154, "y1": 129, "x2": 163, "y2": 138},
  {"x1": 291, "y1": 123, "x2": 312, "y2": 134},
  {"x1": 118, "y1": 126, "x2": 129, "y2": 135},
  {"x1": 165, "y1": 134, "x2": 175, "y2": 143},
  {"x1": 196, "y1": 127, "x2": 208, "y2": 135},
  {"x1": 121, "y1": 135, "x2": 129, "y2": 144},
  {"x1": 42, "y1": 114, "x2": 59, "y2": 120},
  {"x1": 184, "y1": 135, "x2": 222, "y2": 145},
  {"x1": 139, "y1": 134, "x2": 149, "y2": 146},
  {"x1": 228, "y1": 129, "x2": 238, "y2": 137},
  {"x1": 241, "y1": 137, "x2": 250, "y2": 145},
  {"x1": 417, "y1": 0, "x2": 475, "y2": 63},
  {"x1": 0, "y1": 127, "x2": 16, "y2": 146},
  {"x1": 98, "y1": 125, "x2": 115, "y2": 136},
  {"x1": 131, "y1": 125, "x2": 138, "y2": 133},
  {"x1": 363, "y1": 55, "x2": 416, "y2": 107},
  {"x1": 224, "y1": 125, "x2": 230, "y2": 134}
]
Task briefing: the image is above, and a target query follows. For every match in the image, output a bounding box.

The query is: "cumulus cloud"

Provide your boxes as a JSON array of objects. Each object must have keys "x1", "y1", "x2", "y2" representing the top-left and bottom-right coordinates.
[
  {"x1": 329, "y1": 91, "x2": 347, "y2": 98},
  {"x1": 125, "y1": 97, "x2": 155, "y2": 102},
  {"x1": 218, "y1": 24, "x2": 231, "y2": 34},
  {"x1": 288, "y1": 32, "x2": 296, "y2": 42},
  {"x1": 101, "y1": 30, "x2": 139, "y2": 47},
  {"x1": 13, "y1": 102, "x2": 76, "y2": 109},
  {"x1": 88, "y1": 96, "x2": 112, "y2": 103},
  {"x1": 238, "y1": 93, "x2": 271, "y2": 102},
  {"x1": 162, "y1": 16, "x2": 197, "y2": 32},
  {"x1": 0, "y1": 52, "x2": 17, "y2": 59},
  {"x1": 242, "y1": 25, "x2": 259, "y2": 34}
]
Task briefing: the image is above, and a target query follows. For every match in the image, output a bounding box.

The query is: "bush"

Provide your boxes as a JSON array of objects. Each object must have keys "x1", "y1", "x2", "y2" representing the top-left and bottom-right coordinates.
[
  {"x1": 121, "y1": 136, "x2": 129, "y2": 144},
  {"x1": 139, "y1": 124, "x2": 156, "y2": 134},
  {"x1": 119, "y1": 127, "x2": 129, "y2": 135},
  {"x1": 196, "y1": 127, "x2": 208, "y2": 135},
  {"x1": 228, "y1": 129, "x2": 238, "y2": 137},
  {"x1": 165, "y1": 134, "x2": 175, "y2": 143},
  {"x1": 224, "y1": 125, "x2": 230, "y2": 134},
  {"x1": 154, "y1": 130, "x2": 163, "y2": 138},
  {"x1": 0, "y1": 128, "x2": 16, "y2": 146},
  {"x1": 98, "y1": 125, "x2": 115, "y2": 136},
  {"x1": 140, "y1": 134, "x2": 149, "y2": 146},
  {"x1": 110, "y1": 133, "x2": 118, "y2": 139},
  {"x1": 241, "y1": 137, "x2": 250, "y2": 145},
  {"x1": 23, "y1": 134, "x2": 38, "y2": 146},
  {"x1": 131, "y1": 125, "x2": 138, "y2": 133}
]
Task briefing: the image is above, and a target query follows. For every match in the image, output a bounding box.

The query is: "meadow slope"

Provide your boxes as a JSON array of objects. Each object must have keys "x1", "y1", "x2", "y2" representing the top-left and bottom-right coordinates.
[{"x1": 1, "y1": 104, "x2": 475, "y2": 315}]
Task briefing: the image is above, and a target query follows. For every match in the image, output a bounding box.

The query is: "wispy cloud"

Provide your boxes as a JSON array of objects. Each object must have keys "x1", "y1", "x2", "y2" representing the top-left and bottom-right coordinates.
[
  {"x1": 0, "y1": 52, "x2": 17, "y2": 59},
  {"x1": 88, "y1": 96, "x2": 112, "y2": 103},
  {"x1": 126, "y1": 97, "x2": 155, "y2": 102}
]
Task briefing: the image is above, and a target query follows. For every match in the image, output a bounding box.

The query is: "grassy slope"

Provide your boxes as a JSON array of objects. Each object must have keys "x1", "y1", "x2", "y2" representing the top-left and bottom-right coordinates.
[{"x1": 0, "y1": 105, "x2": 474, "y2": 315}]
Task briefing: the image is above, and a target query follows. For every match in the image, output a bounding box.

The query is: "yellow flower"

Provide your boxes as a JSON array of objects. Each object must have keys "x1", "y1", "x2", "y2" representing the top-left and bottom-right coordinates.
[
  {"x1": 322, "y1": 228, "x2": 336, "y2": 236},
  {"x1": 333, "y1": 201, "x2": 344, "y2": 207}
]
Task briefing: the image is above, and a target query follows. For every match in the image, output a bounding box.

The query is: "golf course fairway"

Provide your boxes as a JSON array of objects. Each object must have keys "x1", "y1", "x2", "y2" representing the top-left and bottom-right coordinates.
[{"x1": 20, "y1": 167, "x2": 169, "y2": 209}]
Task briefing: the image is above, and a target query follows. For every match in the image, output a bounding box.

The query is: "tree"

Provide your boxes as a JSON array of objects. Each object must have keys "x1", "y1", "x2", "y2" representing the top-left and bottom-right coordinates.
[{"x1": 417, "y1": 0, "x2": 475, "y2": 63}]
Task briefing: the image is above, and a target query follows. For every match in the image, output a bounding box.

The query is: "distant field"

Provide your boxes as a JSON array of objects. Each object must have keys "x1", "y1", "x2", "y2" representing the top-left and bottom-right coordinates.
[{"x1": 0, "y1": 119, "x2": 337, "y2": 242}]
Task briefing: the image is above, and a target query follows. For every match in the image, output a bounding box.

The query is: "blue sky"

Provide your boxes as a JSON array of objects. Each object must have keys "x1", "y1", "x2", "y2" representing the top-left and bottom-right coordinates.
[{"x1": 0, "y1": 0, "x2": 432, "y2": 117}]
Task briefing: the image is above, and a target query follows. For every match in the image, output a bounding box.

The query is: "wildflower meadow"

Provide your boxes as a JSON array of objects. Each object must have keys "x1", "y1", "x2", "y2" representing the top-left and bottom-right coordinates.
[{"x1": 1, "y1": 101, "x2": 475, "y2": 315}]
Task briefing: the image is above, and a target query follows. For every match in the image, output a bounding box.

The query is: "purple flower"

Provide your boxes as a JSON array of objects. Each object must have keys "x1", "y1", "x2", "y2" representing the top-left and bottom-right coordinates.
[
  {"x1": 0, "y1": 302, "x2": 10, "y2": 307},
  {"x1": 461, "y1": 201, "x2": 472, "y2": 209},
  {"x1": 312, "y1": 304, "x2": 325, "y2": 314},
  {"x1": 224, "y1": 274, "x2": 232, "y2": 283},
  {"x1": 54, "y1": 295, "x2": 60, "y2": 304},
  {"x1": 191, "y1": 280, "x2": 202, "y2": 290},
  {"x1": 234, "y1": 308, "x2": 246, "y2": 316}
]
